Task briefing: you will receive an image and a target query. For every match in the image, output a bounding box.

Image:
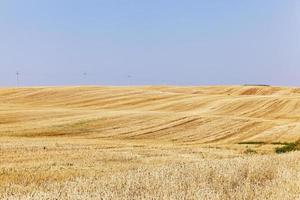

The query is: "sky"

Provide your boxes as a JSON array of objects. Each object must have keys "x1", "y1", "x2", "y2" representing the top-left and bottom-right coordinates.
[{"x1": 0, "y1": 0, "x2": 300, "y2": 86}]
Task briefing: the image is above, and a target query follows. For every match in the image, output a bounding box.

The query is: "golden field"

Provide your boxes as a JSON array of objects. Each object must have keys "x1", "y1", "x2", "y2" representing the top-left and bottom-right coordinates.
[{"x1": 1, "y1": 85, "x2": 300, "y2": 199}]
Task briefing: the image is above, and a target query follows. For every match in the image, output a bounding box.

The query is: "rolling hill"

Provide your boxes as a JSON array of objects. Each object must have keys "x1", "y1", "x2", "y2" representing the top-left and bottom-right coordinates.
[
  {"x1": 2, "y1": 85, "x2": 300, "y2": 199},
  {"x1": 1, "y1": 85, "x2": 300, "y2": 144}
]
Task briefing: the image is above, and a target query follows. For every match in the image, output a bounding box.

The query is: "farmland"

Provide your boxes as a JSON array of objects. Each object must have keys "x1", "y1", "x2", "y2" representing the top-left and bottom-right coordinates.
[{"x1": 1, "y1": 86, "x2": 300, "y2": 199}]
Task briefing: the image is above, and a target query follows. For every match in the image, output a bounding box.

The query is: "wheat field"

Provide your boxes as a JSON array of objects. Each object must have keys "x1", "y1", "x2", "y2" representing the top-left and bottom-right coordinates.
[{"x1": 1, "y1": 85, "x2": 300, "y2": 199}]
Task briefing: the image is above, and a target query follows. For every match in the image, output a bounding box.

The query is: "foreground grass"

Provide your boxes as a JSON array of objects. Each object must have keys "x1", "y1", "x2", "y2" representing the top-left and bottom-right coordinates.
[{"x1": 1, "y1": 142, "x2": 300, "y2": 200}]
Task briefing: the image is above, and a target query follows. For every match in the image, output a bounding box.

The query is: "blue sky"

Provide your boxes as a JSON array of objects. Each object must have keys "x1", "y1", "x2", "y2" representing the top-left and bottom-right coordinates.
[{"x1": 0, "y1": 0, "x2": 300, "y2": 86}]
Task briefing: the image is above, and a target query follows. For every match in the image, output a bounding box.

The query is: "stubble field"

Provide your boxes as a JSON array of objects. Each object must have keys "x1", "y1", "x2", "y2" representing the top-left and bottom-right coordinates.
[{"x1": 1, "y1": 85, "x2": 300, "y2": 199}]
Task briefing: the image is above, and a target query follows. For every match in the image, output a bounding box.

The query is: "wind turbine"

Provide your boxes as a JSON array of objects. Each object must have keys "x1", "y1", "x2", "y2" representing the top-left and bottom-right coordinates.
[
  {"x1": 16, "y1": 71, "x2": 20, "y2": 87},
  {"x1": 82, "y1": 72, "x2": 87, "y2": 84}
]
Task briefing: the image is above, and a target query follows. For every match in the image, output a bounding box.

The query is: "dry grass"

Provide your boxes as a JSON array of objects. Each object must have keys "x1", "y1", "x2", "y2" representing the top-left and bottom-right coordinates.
[
  {"x1": 1, "y1": 86, "x2": 300, "y2": 199},
  {"x1": 2, "y1": 148, "x2": 300, "y2": 199}
]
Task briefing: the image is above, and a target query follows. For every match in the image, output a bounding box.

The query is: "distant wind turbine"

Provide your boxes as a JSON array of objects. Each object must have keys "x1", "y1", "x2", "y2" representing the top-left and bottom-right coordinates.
[
  {"x1": 83, "y1": 72, "x2": 87, "y2": 81},
  {"x1": 16, "y1": 71, "x2": 20, "y2": 87}
]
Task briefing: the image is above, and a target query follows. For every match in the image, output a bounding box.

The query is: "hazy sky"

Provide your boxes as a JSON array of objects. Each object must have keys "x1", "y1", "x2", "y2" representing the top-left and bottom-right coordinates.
[{"x1": 1, "y1": 1, "x2": 300, "y2": 86}]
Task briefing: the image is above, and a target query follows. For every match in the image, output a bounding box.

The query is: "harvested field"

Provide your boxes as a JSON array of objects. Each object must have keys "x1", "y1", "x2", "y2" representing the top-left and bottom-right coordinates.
[{"x1": 1, "y1": 85, "x2": 300, "y2": 199}]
